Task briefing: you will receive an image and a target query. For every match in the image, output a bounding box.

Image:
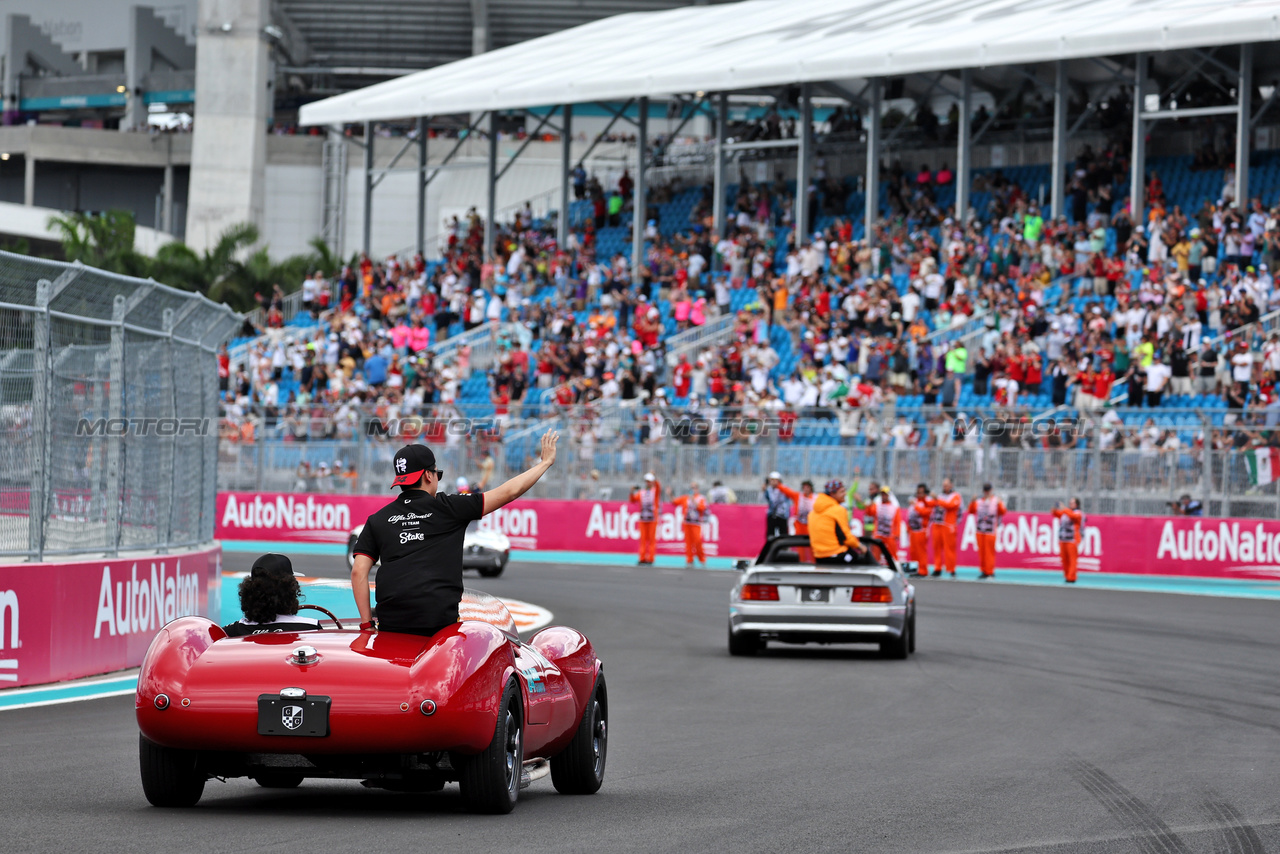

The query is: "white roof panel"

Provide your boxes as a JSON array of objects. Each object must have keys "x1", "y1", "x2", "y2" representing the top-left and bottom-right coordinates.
[{"x1": 299, "y1": 0, "x2": 1280, "y2": 126}]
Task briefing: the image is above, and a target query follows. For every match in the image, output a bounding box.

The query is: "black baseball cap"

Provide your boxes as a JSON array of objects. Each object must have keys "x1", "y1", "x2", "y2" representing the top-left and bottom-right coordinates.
[
  {"x1": 982, "y1": 483, "x2": 993, "y2": 491},
  {"x1": 391, "y1": 444, "x2": 437, "y2": 488},
  {"x1": 250, "y1": 553, "x2": 295, "y2": 579}
]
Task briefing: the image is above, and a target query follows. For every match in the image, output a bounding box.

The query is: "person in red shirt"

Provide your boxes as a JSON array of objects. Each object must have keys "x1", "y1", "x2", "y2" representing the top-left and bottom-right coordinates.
[
  {"x1": 671, "y1": 481, "x2": 708, "y2": 566},
  {"x1": 1092, "y1": 365, "x2": 1114, "y2": 403},
  {"x1": 1023, "y1": 355, "x2": 1043, "y2": 396},
  {"x1": 967, "y1": 483, "x2": 1006, "y2": 579},
  {"x1": 1052, "y1": 498, "x2": 1084, "y2": 583},
  {"x1": 906, "y1": 484, "x2": 930, "y2": 577},
  {"x1": 926, "y1": 478, "x2": 963, "y2": 577},
  {"x1": 629, "y1": 473, "x2": 662, "y2": 565},
  {"x1": 674, "y1": 356, "x2": 693, "y2": 398}
]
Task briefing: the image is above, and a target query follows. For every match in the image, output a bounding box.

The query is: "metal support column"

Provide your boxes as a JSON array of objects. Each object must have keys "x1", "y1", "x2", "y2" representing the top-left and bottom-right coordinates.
[
  {"x1": 162, "y1": 163, "x2": 174, "y2": 234},
  {"x1": 1050, "y1": 60, "x2": 1067, "y2": 221},
  {"x1": 362, "y1": 121, "x2": 374, "y2": 256},
  {"x1": 713, "y1": 93, "x2": 728, "y2": 239},
  {"x1": 23, "y1": 156, "x2": 35, "y2": 207},
  {"x1": 795, "y1": 83, "x2": 812, "y2": 243},
  {"x1": 159, "y1": 307, "x2": 176, "y2": 551},
  {"x1": 106, "y1": 296, "x2": 126, "y2": 555},
  {"x1": 28, "y1": 279, "x2": 51, "y2": 560},
  {"x1": 1130, "y1": 54, "x2": 1146, "y2": 224},
  {"x1": 416, "y1": 116, "x2": 428, "y2": 256},
  {"x1": 558, "y1": 104, "x2": 572, "y2": 249},
  {"x1": 1236, "y1": 43, "x2": 1253, "y2": 211},
  {"x1": 956, "y1": 68, "x2": 972, "y2": 222},
  {"x1": 865, "y1": 80, "x2": 882, "y2": 248},
  {"x1": 486, "y1": 112, "x2": 498, "y2": 258},
  {"x1": 632, "y1": 96, "x2": 648, "y2": 279}
]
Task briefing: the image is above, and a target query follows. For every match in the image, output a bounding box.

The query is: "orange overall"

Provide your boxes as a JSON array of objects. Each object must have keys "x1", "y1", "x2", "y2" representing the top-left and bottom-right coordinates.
[
  {"x1": 673, "y1": 491, "x2": 708, "y2": 564},
  {"x1": 969, "y1": 496, "x2": 1006, "y2": 577},
  {"x1": 778, "y1": 484, "x2": 815, "y2": 562},
  {"x1": 1052, "y1": 507, "x2": 1084, "y2": 582},
  {"x1": 907, "y1": 499, "x2": 930, "y2": 575},
  {"x1": 927, "y1": 491, "x2": 962, "y2": 575},
  {"x1": 629, "y1": 480, "x2": 661, "y2": 563}
]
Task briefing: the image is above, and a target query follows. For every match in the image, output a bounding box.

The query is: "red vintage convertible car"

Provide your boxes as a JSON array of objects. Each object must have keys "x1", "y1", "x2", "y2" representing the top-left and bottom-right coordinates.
[{"x1": 135, "y1": 591, "x2": 606, "y2": 814}]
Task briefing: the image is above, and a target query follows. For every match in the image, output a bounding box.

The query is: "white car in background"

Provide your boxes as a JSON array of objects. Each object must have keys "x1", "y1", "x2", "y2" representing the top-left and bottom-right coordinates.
[{"x1": 346, "y1": 521, "x2": 511, "y2": 577}]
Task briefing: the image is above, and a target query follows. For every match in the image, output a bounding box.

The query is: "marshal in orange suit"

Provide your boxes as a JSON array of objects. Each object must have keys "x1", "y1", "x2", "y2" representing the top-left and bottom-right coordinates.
[
  {"x1": 1052, "y1": 498, "x2": 1084, "y2": 583},
  {"x1": 672, "y1": 481, "x2": 708, "y2": 566},
  {"x1": 629, "y1": 472, "x2": 661, "y2": 565},
  {"x1": 906, "y1": 484, "x2": 931, "y2": 577},
  {"x1": 967, "y1": 483, "x2": 1006, "y2": 579},
  {"x1": 926, "y1": 478, "x2": 962, "y2": 577}
]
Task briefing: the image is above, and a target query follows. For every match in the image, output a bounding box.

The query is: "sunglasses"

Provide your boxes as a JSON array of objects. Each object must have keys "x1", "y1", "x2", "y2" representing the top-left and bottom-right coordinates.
[{"x1": 431, "y1": 469, "x2": 444, "y2": 479}]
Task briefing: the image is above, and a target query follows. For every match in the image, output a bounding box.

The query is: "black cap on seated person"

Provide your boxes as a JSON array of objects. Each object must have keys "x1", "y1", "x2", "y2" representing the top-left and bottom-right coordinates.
[
  {"x1": 391, "y1": 444, "x2": 437, "y2": 488},
  {"x1": 251, "y1": 553, "x2": 295, "y2": 580}
]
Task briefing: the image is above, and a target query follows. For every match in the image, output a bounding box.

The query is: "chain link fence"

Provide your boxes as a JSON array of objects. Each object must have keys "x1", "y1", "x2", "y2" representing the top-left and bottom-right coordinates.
[
  {"x1": 216, "y1": 403, "x2": 1280, "y2": 519},
  {"x1": 0, "y1": 252, "x2": 240, "y2": 559}
]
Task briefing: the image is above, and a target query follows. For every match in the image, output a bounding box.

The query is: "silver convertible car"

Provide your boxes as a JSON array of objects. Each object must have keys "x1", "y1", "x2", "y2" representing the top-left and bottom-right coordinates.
[
  {"x1": 346, "y1": 520, "x2": 511, "y2": 577},
  {"x1": 728, "y1": 535, "x2": 916, "y2": 658}
]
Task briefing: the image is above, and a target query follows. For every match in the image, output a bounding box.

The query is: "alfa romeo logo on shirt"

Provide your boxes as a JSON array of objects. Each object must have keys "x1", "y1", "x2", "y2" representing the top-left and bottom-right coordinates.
[{"x1": 282, "y1": 705, "x2": 305, "y2": 730}]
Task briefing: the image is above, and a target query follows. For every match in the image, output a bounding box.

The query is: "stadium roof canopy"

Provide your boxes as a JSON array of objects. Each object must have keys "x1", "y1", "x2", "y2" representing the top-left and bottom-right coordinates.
[{"x1": 299, "y1": 0, "x2": 1280, "y2": 126}]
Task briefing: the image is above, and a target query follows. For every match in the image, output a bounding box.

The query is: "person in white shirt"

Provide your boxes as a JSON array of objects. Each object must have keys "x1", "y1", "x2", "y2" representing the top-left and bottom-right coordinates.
[
  {"x1": 901, "y1": 288, "x2": 921, "y2": 323},
  {"x1": 1144, "y1": 354, "x2": 1172, "y2": 407},
  {"x1": 1231, "y1": 344, "x2": 1254, "y2": 393}
]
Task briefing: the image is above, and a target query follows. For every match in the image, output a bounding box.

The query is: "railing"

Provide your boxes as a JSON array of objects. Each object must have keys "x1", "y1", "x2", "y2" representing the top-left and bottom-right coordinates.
[{"x1": 664, "y1": 311, "x2": 740, "y2": 366}]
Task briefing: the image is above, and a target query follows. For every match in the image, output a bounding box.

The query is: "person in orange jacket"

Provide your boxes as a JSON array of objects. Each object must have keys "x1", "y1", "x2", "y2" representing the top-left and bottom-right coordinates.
[
  {"x1": 776, "y1": 479, "x2": 816, "y2": 562},
  {"x1": 968, "y1": 483, "x2": 1006, "y2": 579},
  {"x1": 872, "y1": 487, "x2": 902, "y2": 560},
  {"x1": 926, "y1": 477, "x2": 963, "y2": 577},
  {"x1": 906, "y1": 483, "x2": 931, "y2": 577},
  {"x1": 672, "y1": 480, "x2": 708, "y2": 566},
  {"x1": 1052, "y1": 497, "x2": 1084, "y2": 583},
  {"x1": 629, "y1": 472, "x2": 661, "y2": 564}
]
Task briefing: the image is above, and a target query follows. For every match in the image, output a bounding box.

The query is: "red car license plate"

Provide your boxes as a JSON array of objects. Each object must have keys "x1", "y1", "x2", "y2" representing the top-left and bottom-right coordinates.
[{"x1": 257, "y1": 695, "x2": 331, "y2": 737}]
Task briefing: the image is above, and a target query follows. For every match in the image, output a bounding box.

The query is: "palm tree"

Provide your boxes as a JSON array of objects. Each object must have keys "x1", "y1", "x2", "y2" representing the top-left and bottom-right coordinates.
[{"x1": 47, "y1": 210, "x2": 150, "y2": 276}]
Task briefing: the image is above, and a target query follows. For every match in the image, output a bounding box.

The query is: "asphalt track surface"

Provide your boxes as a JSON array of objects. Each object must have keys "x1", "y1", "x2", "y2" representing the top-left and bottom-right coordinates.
[{"x1": 4, "y1": 556, "x2": 1280, "y2": 854}]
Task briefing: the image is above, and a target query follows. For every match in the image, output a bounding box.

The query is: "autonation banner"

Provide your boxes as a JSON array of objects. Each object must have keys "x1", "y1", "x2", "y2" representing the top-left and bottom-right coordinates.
[
  {"x1": 215, "y1": 492, "x2": 1280, "y2": 580},
  {"x1": 0, "y1": 546, "x2": 222, "y2": 688}
]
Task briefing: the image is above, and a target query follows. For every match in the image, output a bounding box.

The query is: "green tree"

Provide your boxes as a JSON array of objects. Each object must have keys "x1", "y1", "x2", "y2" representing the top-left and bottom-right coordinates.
[{"x1": 46, "y1": 209, "x2": 151, "y2": 277}]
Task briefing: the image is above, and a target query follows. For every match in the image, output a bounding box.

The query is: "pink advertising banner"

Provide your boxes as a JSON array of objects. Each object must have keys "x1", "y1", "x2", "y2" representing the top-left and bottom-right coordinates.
[
  {"x1": 216, "y1": 491, "x2": 1280, "y2": 581},
  {"x1": 0, "y1": 546, "x2": 222, "y2": 688}
]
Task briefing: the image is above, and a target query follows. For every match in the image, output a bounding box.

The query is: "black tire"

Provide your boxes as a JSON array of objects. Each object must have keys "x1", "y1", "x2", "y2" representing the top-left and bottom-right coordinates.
[
  {"x1": 254, "y1": 772, "x2": 304, "y2": 788},
  {"x1": 881, "y1": 616, "x2": 911, "y2": 660},
  {"x1": 139, "y1": 735, "x2": 205, "y2": 807},
  {"x1": 457, "y1": 678, "x2": 523, "y2": 814},
  {"x1": 551, "y1": 672, "x2": 607, "y2": 795},
  {"x1": 908, "y1": 611, "x2": 916, "y2": 654},
  {"x1": 728, "y1": 623, "x2": 761, "y2": 657},
  {"x1": 346, "y1": 536, "x2": 357, "y2": 569},
  {"x1": 478, "y1": 564, "x2": 504, "y2": 578}
]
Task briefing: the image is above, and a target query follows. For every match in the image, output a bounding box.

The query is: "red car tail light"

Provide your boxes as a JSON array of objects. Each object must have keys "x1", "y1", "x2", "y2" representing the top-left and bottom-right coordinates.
[
  {"x1": 741, "y1": 584, "x2": 779, "y2": 601},
  {"x1": 852, "y1": 586, "x2": 892, "y2": 603}
]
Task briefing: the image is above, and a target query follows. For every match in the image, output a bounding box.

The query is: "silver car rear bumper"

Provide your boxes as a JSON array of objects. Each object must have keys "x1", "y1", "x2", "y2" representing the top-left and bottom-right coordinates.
[{"x1": 730, "y1": 604, "x2": 907, "y2": 639}]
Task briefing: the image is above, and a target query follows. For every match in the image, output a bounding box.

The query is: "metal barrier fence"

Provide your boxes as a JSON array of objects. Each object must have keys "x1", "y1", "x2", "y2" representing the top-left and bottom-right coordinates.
[
  {"x1": 216, "y1": 404, "x2": 1280, "y2": 519},
  {"x1": 0, "y1": 253, "x2": 241, "y2": 559}
]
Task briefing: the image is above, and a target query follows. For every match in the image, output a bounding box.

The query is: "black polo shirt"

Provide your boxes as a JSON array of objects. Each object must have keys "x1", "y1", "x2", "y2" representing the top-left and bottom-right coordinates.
[{"x1": 353, "y1": 490, "x2": 485, "y2": 630}]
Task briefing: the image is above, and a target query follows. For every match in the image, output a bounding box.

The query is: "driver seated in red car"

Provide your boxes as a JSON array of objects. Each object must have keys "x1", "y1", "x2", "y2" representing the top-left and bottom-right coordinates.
[{"x1": 222, "y1": 554, "x2": 320, "y2": 637}]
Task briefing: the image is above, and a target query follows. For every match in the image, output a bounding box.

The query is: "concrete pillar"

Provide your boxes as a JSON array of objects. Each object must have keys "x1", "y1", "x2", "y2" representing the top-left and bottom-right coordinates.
[
  {"x1": 956, "y1": 68, "x2": 972, "y2": 222},
  {"x1": 632, "y1": 96, "x2": 648, "y2": 279},
  {"x1": 1050, "y1": 60, "x2": 1067, "y2": 221},
  {"x1": 417, "y1": 116, "x2": 428, "y2": 256},
  {"x1": 865, "y1": 80, "x2": 882, "y2": 247},
  {"x1": 185, "y1": 0, "x2": 270, "y2": 253},
  {"x1": 1236, "y1": 44, "x2": 1253, "y2": 212},
  {"x1": 713, "y1": 93, "x2": 728, "y2": 239},
  {"x1": 363, "y1": 121, "x2": 374, "y2": 256},
  {"x1": 23, "y1": 155, "x2": 35, "y2": 206},
  {"x1": 558, "y1": 104, "x2": 572, "y2": 249},
  {"x1": 486, "y1": 111, "x2": 498, "y2": 259},
  {"x1": 162, "y1": 163, "x2": 174, "y2": 234},
  {"x1": 795, "y1": 83, "x2": 812, "y2": 244},
  {"x1": 1130, "y1": 53, "x2": 1147, "y2": 223}
]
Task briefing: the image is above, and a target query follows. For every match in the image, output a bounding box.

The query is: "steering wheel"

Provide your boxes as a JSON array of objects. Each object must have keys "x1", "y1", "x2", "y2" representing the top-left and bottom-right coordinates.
[{"x1": 298, "y1": 604, "x2": 345, "y2": 630}]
